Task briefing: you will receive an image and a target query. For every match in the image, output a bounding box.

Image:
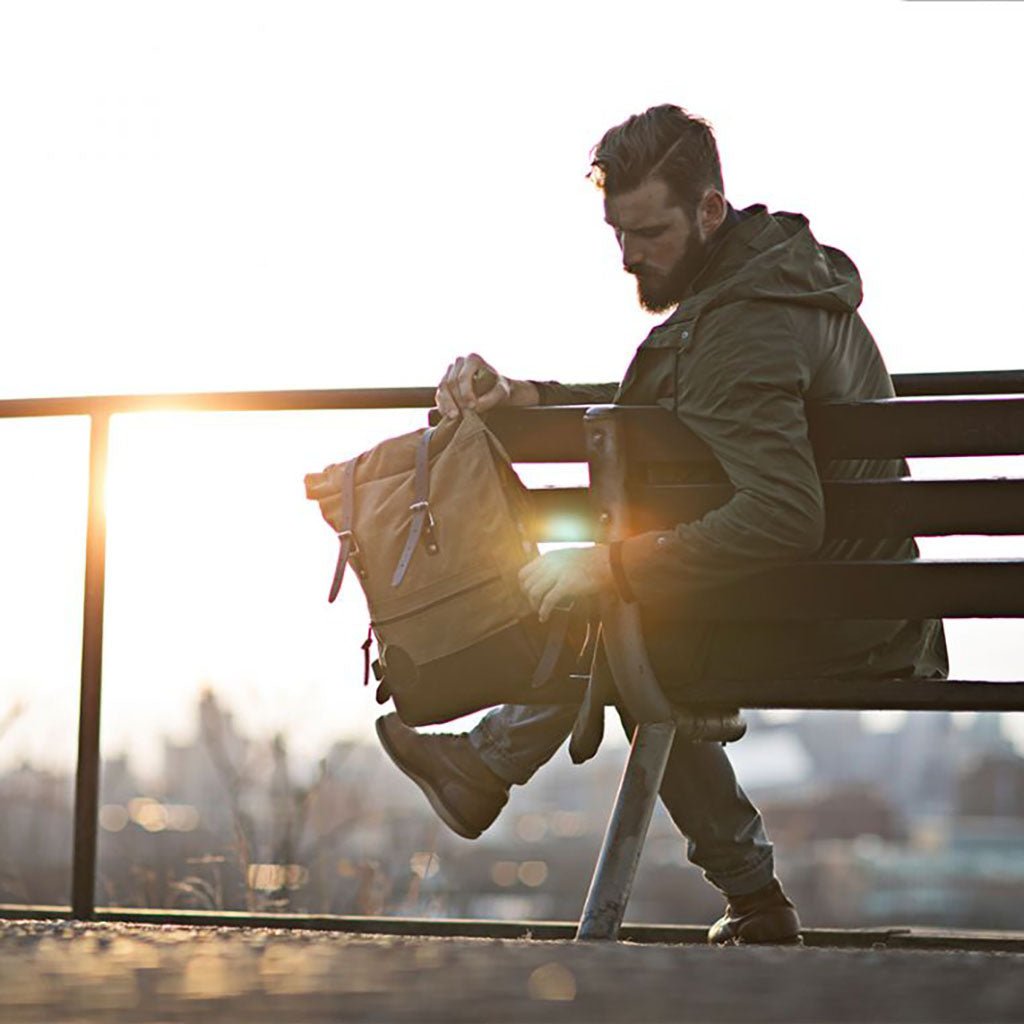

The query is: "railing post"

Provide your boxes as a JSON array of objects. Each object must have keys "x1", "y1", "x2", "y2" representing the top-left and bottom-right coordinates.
[{"x1": 71, "y1": 412, "x2": 110, "y2": 919}]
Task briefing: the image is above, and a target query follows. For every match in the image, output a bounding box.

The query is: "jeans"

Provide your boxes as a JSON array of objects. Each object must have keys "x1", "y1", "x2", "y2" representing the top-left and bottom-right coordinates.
[{"x1": 469, "y1": 702, "x2": 775, "y2": 898}]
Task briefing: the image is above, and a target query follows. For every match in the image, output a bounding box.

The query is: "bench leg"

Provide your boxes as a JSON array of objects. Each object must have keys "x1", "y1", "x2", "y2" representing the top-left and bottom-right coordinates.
[{"x1": 575, "y1": 720, "x2": 677, "y2": 941}]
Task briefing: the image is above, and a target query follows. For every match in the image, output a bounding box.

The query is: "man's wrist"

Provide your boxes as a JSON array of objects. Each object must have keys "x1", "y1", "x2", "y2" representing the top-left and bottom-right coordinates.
[
  {"x1": 508, "y1": 379, "x2": 540, "y2": 407},
  {"x1": 607, "y1": 541, "x2": 636, "y2": 603}
]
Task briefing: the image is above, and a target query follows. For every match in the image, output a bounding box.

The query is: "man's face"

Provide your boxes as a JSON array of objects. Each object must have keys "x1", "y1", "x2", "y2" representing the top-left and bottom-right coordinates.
[{"x1": 604, "y1": 177, "x2": 710, "y2": 313}]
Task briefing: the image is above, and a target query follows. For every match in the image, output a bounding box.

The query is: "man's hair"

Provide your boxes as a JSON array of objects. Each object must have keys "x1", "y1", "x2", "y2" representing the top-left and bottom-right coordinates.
[{"x1": 589, "y1": 104, "x2": 723, "y2": 211}]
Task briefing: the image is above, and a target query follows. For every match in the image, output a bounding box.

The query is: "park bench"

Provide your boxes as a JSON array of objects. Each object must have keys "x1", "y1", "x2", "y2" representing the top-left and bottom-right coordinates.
[
  {"x1": 2, "y1": 370, "x2": 1021, "y2": 940},
  {"x1": 467, "y1": 369, "x2": 1024, "y2": 941}
]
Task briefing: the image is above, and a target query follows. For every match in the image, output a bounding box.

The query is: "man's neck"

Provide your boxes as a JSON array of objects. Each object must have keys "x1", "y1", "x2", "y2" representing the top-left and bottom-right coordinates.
[{"x1": 675, "y1": 202, "x2": 743, "y2": 307}]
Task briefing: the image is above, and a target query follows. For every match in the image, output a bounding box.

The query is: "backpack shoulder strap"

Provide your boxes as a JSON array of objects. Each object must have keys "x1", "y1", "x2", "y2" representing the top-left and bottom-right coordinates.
[
  {"x1": 391, "y1": 425, "x2": 440, "y2": 587},
  {"x1": 529, "y1": 605, "x2": 573, "y2": 689},
  {"x1": 328, "y1": 457, "x2": 360, "y2": 603}
]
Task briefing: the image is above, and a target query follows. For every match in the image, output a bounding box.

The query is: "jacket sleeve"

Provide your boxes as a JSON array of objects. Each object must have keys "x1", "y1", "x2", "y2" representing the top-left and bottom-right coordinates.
[
  {"x1": 618, "y1": 303, "x2": 824, "y2": 604},
  {"x1": 529, "y1": 380, "x2": 619, "y2": 406}
]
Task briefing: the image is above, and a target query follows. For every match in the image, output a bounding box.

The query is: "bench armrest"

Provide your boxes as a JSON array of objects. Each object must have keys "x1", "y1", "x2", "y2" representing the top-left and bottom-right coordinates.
[{"x1": 585, "y1": 406, "x2": 676, "y2": 724}]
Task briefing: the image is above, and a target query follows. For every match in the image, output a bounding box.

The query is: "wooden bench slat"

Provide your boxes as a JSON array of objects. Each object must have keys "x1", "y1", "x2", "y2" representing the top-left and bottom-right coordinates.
[
  {"x1": 810, "y1": 478, "x2": 1024, "y2": 537},
  {"x1": 892, "y1": 370, "x2": 1024, "y2": 397},
  {"x1": 615, "y1": 399, "x2": 1024, "y2": 462},
  {"x1": 485, "y1": 398, "x2": 1024, "y2": 462},
  {"x1": 669, "y1": 560, "x2": 1024, "y2": 620},
  {"x1": 664, "y1": 676, "x2": 1024, "y2": 712},
  {"x1": 529, "y1": 478, "x2": 1024, "y2": 541},
  {"x1": 809, "y1": 398, "x2": 1024, "y2": 459}
]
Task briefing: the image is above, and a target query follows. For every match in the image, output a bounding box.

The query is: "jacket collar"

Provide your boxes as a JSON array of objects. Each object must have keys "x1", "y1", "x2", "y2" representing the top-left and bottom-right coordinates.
[{"x1": 659, "y1": 204, "x2": 783, "y2": 327}]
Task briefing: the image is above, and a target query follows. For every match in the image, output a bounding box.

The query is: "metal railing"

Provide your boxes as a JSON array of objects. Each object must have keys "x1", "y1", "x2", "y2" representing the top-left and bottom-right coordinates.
[
  {"x1": 2, "y1": 386, "x2": 434, "y2": 919},
  {"x1": 1, "y1": 369, "x2": 1023, "y2": 924}
]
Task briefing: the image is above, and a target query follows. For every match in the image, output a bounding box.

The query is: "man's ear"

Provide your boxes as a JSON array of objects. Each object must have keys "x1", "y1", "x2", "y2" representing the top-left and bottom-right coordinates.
[{"x1": 698, "y1": 189, "x2": 727, "y2": 239}]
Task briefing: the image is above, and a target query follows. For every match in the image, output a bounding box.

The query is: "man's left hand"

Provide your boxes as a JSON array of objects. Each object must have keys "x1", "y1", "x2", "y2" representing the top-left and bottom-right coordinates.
[{"x1": 518, "y1": 546, "x2": 614, "y2": 622}]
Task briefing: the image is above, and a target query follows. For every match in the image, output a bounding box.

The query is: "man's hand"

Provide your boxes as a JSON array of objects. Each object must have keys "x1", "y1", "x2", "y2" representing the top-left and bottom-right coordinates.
[
  {"x1": 518, "y1": 546, "x2": 614, "y2": 623},
  {"x1": 436, "y1": 353, "x2": 539, "y2": 420}
]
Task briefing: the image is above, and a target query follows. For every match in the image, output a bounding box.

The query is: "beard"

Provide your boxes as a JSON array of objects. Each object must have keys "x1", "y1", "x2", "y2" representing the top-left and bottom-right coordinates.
[{"x1": 632, "y1": 234, "x2": 711, "y2": 313}]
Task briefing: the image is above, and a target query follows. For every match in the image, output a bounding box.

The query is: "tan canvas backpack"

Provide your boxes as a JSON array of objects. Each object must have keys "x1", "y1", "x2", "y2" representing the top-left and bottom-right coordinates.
[{"x1": 305, "y1": 410, "x2": 586, "y2": 725}]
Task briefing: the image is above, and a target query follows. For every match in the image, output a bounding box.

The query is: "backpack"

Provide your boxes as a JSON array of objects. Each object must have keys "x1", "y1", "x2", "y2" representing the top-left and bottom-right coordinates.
[{"x1": 304, "y1": 410, "x2": 587, "y2": 726}]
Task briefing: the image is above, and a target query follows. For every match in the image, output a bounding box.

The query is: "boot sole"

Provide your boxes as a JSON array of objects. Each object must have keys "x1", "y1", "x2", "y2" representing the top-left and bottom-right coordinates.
[
  {"x1": 726, "y1": 934, "x2": 804, "y2": 947},
  {"x1": 375, "y1": 718, "x2": 483, "y2": 840}
]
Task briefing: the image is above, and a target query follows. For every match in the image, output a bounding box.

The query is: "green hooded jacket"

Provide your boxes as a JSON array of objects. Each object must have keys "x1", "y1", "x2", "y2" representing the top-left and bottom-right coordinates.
[{"x1": 534, "y1": 205, "x2": 948, "y2": 689}]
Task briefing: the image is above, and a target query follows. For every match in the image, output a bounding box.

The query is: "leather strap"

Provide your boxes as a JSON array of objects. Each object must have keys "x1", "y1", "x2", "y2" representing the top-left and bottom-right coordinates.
[
  {"x1": 361, "y1": 623, "x2": 374, "y2": 687},
  {"x1": 569, "y1": 625, "x2": 614, "y2": 764},
  {"x1": 328, "y1": 458, "x2": 359, "y2": 603},
  {"x1": 529, "y1": 605, "x2": 572, "y2": 689},
  {"x1": 391, "y1": 426, "x2": 439, "y2": 587}
]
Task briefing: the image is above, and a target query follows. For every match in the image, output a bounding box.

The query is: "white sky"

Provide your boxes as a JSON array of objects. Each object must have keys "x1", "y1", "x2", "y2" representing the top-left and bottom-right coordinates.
[{"x1": 1, "y1": 0, "x2": 1023, "y2": 776}]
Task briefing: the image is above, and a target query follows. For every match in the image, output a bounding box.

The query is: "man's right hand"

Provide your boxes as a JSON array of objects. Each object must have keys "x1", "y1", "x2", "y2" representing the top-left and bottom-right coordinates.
[{"x1": 435, "y1": 353, "x2": 540, "y2": 420}]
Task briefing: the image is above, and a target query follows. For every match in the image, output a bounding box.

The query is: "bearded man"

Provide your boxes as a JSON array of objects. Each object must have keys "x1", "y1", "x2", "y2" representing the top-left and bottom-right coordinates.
[{"x1": 375, "y1": 104, "x2": 948, "y2": 944}]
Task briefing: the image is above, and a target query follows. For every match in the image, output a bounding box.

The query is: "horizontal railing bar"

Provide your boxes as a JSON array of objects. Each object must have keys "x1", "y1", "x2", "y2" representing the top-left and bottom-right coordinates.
[
  {"x1": 3, "y1": 368, "x2": 1019, "y2": 420},
  {"x1": 3, "y1": 907, "x2": 1024, "y2": 952},
  {"x1": 5, "y1": 386, "x2": 1023, "y2": 463},
  {"x1": 0, "y1": 387, "x2": 438, "y2": 419},
  {"x1": 0, "y1": 905, "x2": 69, "y2": 919},
  {"x1": 529, "y1": 478, "x2": 1024, "y2": 541}
]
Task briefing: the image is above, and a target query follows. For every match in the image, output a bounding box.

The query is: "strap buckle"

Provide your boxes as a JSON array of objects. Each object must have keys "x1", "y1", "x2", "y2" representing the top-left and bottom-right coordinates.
[
  {"x1": 410, "y1": 501, "x2": 439, "y2": 554},
  {"x1": 337, "y1": 530, "x2": 367, "y2": 579},
  {"x1": 409, "y1": 499, "x2": 433, "y2": 523},
  {"x1": 337, "y1": 529, "x2": 361, "y2": 559}
]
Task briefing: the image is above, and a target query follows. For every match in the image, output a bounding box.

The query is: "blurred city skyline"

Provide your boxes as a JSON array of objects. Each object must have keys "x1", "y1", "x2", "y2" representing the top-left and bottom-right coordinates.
[{"x1": 5, "y1": 683, "x2": 1024, "y2": 932}]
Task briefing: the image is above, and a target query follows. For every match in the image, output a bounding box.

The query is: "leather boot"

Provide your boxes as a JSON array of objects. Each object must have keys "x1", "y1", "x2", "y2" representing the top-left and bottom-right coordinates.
[
  {"x1": 376, "y1": 714, "x2": 509, "y2": 840},
  {"x1": 707, "y1": 879, "x2": 802, "y2": 945}
]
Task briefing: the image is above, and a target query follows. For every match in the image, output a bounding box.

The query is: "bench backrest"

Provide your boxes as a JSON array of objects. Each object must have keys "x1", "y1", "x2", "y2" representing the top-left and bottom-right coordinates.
[{"x1": 480, "y1": 373, "x2": 1024, "y2": 624}]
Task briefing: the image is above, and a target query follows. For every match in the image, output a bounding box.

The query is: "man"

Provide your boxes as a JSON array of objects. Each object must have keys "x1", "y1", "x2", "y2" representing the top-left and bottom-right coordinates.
[{"x1": 376, "y1": 104, "x2": 948, "y2": 944}]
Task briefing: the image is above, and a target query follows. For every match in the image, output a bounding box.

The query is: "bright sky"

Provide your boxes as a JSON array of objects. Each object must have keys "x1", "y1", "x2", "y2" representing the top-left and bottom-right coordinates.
[{"x1": 1, "y1": 0, "x2": 1023, "y2": 776}]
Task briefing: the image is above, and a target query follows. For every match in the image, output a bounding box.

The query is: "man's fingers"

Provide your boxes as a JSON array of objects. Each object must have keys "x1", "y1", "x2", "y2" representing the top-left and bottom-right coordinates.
[
  {"x1": 521, "y1": 573, "x2": 549, "y2": 613},
  {"x1": 520, "y1": 554, "x2": 572, "y2": 621},
  {"x1": 436, "y1": 353, "x2": 513, "y2": 418},
  {"x1": 437, "y1": 359, "x2": 465, "y2": 419},
  {"x1": 441, "y1": 380, "x2": 461, "y2": 419},
  {"x1": 537, "y1": 580, "x2": 569, "y2": 624},
  {"x1": 519, "y1": 556, "x2": 543, "y2": 583},
  {"x1": 520, "y1": 564, "x2": 555, "y2": 612},
  {"x1": 435, "y1": 385, "x2": 456, "y2": 418},
  {"x1": 456, "y1": 353, "x2": 487, "y2": 408},
  {"x1": 519, "y1": 556, "x2": 555, "y2": 595},
  {"x1": 520, "y1": 548, "x2": 603, "y2": 622}
]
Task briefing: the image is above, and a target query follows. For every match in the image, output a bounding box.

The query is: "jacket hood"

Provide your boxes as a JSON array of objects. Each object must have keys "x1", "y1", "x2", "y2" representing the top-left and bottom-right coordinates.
[{"x1": 667, "y1": 205, "x2": 864, "y2": 325}]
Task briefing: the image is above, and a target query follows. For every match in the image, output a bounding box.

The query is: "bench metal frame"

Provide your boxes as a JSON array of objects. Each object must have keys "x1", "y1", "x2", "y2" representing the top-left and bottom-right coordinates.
[{"x1": 570, "y1": 392, "x2": 1024, "y2": 940}]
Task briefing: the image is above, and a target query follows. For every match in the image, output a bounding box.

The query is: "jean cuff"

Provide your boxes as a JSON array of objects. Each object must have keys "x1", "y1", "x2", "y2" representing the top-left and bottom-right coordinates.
[
  {"x1": 468, "y1": 723, "x2": 532, "y2": 786},
  {"x1": 705, "y1": 850, "x2": 776, "y2": 899}
]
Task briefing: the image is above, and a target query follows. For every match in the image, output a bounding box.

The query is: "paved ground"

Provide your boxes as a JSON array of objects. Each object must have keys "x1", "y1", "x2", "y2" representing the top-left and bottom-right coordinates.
[{"x1": 2, "y1": 919, "x2": 1023, "y2": 1023}]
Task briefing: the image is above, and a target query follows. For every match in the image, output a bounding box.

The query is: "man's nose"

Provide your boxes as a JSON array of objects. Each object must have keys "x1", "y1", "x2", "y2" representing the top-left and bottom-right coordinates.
[{"x1": 621, "y1": 236, "x2": 645, "y2": 272}]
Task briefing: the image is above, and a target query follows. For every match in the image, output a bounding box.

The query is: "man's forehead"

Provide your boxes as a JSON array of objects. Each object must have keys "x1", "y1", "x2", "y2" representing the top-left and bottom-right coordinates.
[{"x1": 603, "y1": 178, "x2": 682, "y2": 229}]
